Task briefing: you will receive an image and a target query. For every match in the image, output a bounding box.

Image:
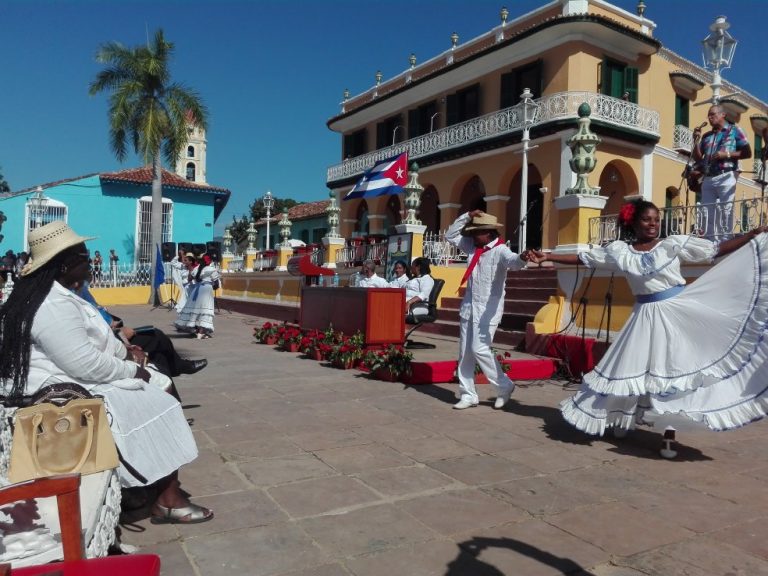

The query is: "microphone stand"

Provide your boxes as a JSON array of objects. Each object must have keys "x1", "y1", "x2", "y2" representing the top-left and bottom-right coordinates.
[{"x1": 513, "y1": 198, "x2": 538, "y2": 251}]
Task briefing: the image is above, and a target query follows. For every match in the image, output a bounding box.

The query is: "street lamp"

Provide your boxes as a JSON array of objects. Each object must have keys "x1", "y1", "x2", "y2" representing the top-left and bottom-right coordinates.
[
  {"x1": 28, "y1": 186, "x2": 48, "y2": 228},
  {"x1": 701, "y1": 16, "x2": 737, "y2": 105},
  {"x1": 262, "y1": 190, "x2": 274, "y2": 251},
  {"x1": 518, "y1": 88, "x2": 539, "y2": 253},
  {"x1": 430, "y1": 112, "x2": 440, "y2": 133}
]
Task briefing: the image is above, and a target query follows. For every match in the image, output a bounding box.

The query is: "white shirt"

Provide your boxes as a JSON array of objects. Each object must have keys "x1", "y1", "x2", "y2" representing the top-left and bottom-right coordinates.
[
  {"x1": 405, "y1": 275, "x2": 434, "y2": 303},
  {"x1": 388, "y1": 274, "x2": 409, "y2": 289},
  {"x1": 446, "y1": 212, "x2": 525, "y2": 326},
  {"x1": 359, "y1": 273, "x2": 389, "y2": 288}
]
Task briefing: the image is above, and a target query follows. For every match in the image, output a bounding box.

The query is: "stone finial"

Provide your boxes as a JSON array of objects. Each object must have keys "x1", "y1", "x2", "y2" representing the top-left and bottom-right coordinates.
[
  {"x1": 500, "y1": 6, "x2": 509, "y2": 24},
  {"x1": 278, "y1": 212, "x2": 292, "y2": 247},
  {"x1": 636, "y1": 1, "x2": 646, "y2": 17},
  {"x1": 325, "y1": 189, "x2": 341, "y2": 239},
  {"x1": 375, "y1": 70, "x2": 383, "y2": 86},
  {"x1": 450, "y1": 32, "x2": 459, "y2": 48},
  {"x1": 403, "y1": 163, "x2": 424, "y2": 226},
  {"x1": 246, "y1": 220, "x2": 257, "y2": 251},
  {"x1": 566, "y1": 103, "x2": 602, "y2": 195},
  {"x1": 223, "y1": 226, "x2": 233, "y2": 256},
  {"x1": 409, "y1": 53, "x2": 416, "y2": 68},
  {"x1": 343, "y1": 88, "x2": 350, "y2": 101}
]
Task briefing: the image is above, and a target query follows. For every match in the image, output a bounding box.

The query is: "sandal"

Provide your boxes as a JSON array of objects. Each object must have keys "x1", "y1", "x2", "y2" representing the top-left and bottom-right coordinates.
[{"x1": 150, "y1": 503, "x2": 214, "y2": 525}]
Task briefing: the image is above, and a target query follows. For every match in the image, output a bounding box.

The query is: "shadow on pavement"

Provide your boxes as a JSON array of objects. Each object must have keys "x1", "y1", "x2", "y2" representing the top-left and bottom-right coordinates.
[{"x1": 446, "y1": 536, "x2": 595, "y2": 576}]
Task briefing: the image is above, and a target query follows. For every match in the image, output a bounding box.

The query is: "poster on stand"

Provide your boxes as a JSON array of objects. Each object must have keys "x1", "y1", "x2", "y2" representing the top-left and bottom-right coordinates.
[{"x1": 385, "y1": 233, "x2": 413, "y2": 281}]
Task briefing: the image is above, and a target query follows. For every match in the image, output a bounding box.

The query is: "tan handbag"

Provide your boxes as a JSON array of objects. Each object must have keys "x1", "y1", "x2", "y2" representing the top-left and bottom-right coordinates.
[{"x1": 8, "y1": 398, "x2": 119, "y2": 483}]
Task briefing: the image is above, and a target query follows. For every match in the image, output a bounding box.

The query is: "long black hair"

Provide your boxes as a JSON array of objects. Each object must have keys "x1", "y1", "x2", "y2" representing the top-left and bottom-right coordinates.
[
  {"x1": 411, "y1": 257, "x2": 431, "y2": 276},
  {"x1": 618, "y1": 199, "x2": 658, "y2": 242},
  {"x1": 0, "y1": 248, "x2": 75, "y2": 401}
]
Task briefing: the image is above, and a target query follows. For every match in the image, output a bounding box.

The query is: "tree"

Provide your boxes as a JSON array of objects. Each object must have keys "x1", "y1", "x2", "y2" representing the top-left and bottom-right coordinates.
[
  {"x1": 229, "y1": 214, "x2": 251, "y2": 249},
  {"x1": 89, "y1": 29, "x2": 208, "y2": 304},
  {"x1": 249, "y1": 197, "x2": 299, "y2": 222},
  {"x1": 0, "y1": 166, "x2": 10, "y2": 194}
]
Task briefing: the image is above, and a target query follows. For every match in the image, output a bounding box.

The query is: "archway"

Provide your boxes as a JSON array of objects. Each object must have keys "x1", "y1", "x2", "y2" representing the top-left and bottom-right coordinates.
[
  {"x1": 506, "y1": 164, "x2": 543, "y2": 251},
  {"x1": 460, "y1": 175, "x2": 487, "y2": 213},
  {"x1": 384, "y1": 195, "x2": 402, "y2": 232},
  {"x1": 599, "y1": 160, "x2": 637, "y2": 216},
  {"x1": 355, "y1": 200, "x2": 369, "y2": 236},
  {"x1": 420, "y1": 185, "x2": 440, "y2": 233}
]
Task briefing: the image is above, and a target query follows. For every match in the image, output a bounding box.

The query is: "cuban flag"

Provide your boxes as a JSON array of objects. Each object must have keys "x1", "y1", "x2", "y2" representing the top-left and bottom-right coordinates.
[{"x1": 344, "y1": 152, "x2": 408, "y2": 200}]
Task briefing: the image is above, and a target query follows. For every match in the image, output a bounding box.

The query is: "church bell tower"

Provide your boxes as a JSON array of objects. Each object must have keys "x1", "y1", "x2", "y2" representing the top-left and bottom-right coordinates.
[{"x1": 176, "y1": 113, "x2": 207, "y2": 184}]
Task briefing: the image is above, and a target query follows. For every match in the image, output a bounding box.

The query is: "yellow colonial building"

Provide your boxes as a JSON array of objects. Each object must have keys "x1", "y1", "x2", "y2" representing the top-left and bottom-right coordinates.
[{"x1": 325, "y1": 0, "x2": 767, "y2": 338}]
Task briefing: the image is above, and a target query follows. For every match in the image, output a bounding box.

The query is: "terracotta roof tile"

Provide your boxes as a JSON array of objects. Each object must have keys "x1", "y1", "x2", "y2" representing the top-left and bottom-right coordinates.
[{"x1": 99, "y1": 166, "x2": 229, "y2": 194}]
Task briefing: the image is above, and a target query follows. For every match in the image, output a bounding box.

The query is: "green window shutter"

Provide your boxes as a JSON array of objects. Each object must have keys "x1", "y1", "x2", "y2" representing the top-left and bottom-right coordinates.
[
  {"x1": 446, "y1": 93, "x2": 459, "y2": 126},
  {"x1": 408, "y1": 109, "x2": 419, "y2": 139},
  {"x1": 623, "y1": 67, "x2": 638, "y2": 103},
  {"x1": 500, "y1": 71, "x2": 515, "y2": 109},
  {"x1": 675, "y1": 95, "x2": 689, "y2": 127},
  {"x1": 755, "y1": 133, "x2": 763, "y2": 158}
]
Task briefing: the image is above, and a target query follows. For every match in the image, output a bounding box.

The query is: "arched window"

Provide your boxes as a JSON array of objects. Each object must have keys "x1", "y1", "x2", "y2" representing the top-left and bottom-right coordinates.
[
  {"x1": 355, "y1": 201, "x2": 369, "y2": 236},
  {"x1": 384, "y1": 195, "x2": 401, "y2": 231},
  {"x1": 186, "y1": 162, "x2": 196, "y2": 181},
  {"x1": 187, "y1": 145, "x2": 195, "y2": 158},
  {"x1": 420, "y1": 186, "x2": 440, "y2": 233}
]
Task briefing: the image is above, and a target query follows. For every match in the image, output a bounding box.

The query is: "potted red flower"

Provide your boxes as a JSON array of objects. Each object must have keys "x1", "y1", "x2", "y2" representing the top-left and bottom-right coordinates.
[
  {"x1": 276, "y1": 325, "x2": 303, "y2": 352},
  {"x1": 364, "y1": 345, "x2": 413, "y2": 382},
  {"x1": 254, "y1": 321, "x2": 279, "y2": 345}
]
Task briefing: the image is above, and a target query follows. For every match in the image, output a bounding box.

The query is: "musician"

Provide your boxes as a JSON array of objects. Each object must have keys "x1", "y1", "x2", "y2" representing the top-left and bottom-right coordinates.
[{"x1": 693, "y1": 105, "x2": 751, "y2": 240}]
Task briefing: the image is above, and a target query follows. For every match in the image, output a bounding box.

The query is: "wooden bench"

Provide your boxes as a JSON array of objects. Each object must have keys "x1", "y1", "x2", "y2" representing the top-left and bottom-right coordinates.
[{"x1": 0, "y1": 405, "x2": 121, "y2": 567}]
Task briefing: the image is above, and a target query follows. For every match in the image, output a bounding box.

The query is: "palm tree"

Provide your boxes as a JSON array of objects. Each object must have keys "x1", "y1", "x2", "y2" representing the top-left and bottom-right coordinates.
[{"x1": 89, "y1": 29, "x2": 208, "y2": 303}]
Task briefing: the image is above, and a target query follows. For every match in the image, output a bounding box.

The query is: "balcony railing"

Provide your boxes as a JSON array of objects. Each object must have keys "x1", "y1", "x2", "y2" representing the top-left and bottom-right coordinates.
[
  {"x1": 672, "y1": 125, "x2": 694, "y2": 152},
  {"x1": 327, "y1": 91, "x2": 660, "y2": 183},
  {"x1": 423, "y1": 230, "x2": 468, "y2": 266},
  {"x1": 90, "y1": 262, "x2": 152, "y2": 288},
  {"x1": 589, "y1": 198, "x2": 768, "y2": 245},
  {"x1": 335, "y1": 242, "x2": 387, "y2": 267}
]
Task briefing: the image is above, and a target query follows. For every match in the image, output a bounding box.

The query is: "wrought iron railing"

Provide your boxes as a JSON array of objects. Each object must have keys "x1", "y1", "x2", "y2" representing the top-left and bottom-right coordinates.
[
  {"x1": 672, "y1": 125, "x2": 694, "y2": 152},
  {"x1": 327, "y1": 91, "x2": 660, "y2": 183},
  {"x1": 254, "y1": 253, "x2": 277, "y2": 271},
  {"x1": 589, "y1": 198, "x2": 768, "y2": 245},
  {"x1": 90, "y1": 262, "x2": 152, "y2": 288},
  {"x1": 423, "y1": 230, "x2": 468, "y2": 266},
  {"x1": 226, "y1": 257, "x2": 244, "y2": 272},
  {"x1": 335, "y1": 242, "x2": 387, "y2": 267}
]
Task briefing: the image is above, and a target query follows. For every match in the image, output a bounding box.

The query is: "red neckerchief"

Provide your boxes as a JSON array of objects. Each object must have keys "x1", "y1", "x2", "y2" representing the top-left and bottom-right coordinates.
[{"x1": 459, "y1": 238, "x2": 502, "y2": 288}]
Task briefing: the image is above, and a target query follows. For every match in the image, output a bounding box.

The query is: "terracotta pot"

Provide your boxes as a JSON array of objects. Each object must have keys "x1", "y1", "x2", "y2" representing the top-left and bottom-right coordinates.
[
  {"x1": 284, "y1": 342, "x2": 300, "y2": 353},
  {"x1": 263, "y1": 335, "x2": 278, "y2": 345},
  {"x1": 474, "y1": 373, "x2": 489, "y2": 385},
  {"x1": 372, "y1": 367, "x2": 399, "y2": 382},
  {"x1": 309, "y1": 348, "x2": 325, "y2": 361},
  {"x1": 332, "y1": 359, "x2": 356, "y2": 370}
]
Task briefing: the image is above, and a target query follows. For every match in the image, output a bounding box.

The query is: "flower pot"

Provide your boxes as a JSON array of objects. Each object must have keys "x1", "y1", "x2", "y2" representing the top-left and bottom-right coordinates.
[
  {"x1": 332, "y1": 359, "x2": 356, "y2": 370},
  {"x1": 309, "y1": 348, "x2": 325, "y2": 361},
  {"x1": 283, "y1": 342, "x2": 300, "y2": 353},
  {"x1": 474, "y1": 373, "x2": 489, "y2": 385},
  {"x1": 263, "y1": 335, "x2": 278, "y2": 345},
  {"x1": 372, "y1": 367, "x2": 399, "y2": 382}
]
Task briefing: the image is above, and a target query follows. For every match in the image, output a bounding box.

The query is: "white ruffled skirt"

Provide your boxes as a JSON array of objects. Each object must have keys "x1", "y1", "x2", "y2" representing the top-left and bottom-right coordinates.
[
  {"x1": 175, "y1": 283, "x2": 215, "y2": 333},
  {"x1": 561, "y1": 235, "x2": 768, "y2": 435}
]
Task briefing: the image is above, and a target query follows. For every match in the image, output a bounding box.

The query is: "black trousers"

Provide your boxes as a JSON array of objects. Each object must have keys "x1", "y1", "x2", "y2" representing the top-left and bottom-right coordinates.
[{"x1": 129, "y1": 328, "x2": 185, "y2": 378}]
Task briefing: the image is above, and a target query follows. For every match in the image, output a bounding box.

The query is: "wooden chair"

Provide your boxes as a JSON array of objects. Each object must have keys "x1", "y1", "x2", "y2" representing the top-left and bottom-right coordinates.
[
  {"x1": 405, "y1": 278, "x2": 445, "y2": 349},
  {"x1": 0, "y1": 474, "x2": 160, "y2": 575}
]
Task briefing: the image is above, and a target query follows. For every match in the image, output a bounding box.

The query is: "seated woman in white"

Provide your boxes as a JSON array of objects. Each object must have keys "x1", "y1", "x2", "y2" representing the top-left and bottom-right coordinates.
[
  {"x1": 388, "y1": 259, "x2": 410, "y2": 289},
  {"x1": 405, "y1": 257, "x2": 434, "y2": 316}
]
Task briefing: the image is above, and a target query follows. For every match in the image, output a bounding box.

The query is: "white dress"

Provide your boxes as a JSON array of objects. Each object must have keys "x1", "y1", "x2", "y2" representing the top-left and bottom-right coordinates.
[
  {"x1": 175, "y1": 264, "x2": 220, "y2": 333},
  {"x1": 13, "y1": 282, "x2": 198, "y2": 487},
  {"x1": 170, "y1": 257, "x2": 188, "y2": 312},
  {"x1": 561, "y1": 234, "x2": 768, "y2": 435}
]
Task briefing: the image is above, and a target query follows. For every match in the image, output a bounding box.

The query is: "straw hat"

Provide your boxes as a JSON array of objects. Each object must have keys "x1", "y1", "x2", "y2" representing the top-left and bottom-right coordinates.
[
  {"x1": 22, "y1": 221, "x2": 95, "y2": 276},
  {"x1": 461, "y1": 213, "x2": 504, "y2": 236}
]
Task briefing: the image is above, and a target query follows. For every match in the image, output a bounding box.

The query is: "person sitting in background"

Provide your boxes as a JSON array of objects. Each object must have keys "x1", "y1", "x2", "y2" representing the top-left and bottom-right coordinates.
[
  {"x1": 358, "y1": 259, "x2": 389, "y2": 288},
  {"x1": 405, "y1": 257, "x2": 434, "y2": 316},
  {"x1": 388, "y1": 259, "x2": 410, "y2": 289},
  {"x1": 0, "y1": 221, "x2": 213, "y2": 524}
]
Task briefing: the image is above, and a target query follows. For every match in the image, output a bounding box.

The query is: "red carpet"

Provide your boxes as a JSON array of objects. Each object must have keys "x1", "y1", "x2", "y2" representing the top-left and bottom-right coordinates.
[{"x1": 403, "y1": 358, "x2": 557, "y2": 385}]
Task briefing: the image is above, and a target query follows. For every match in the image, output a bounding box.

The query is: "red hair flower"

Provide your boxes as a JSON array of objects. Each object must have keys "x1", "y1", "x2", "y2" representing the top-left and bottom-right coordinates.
[{"x1": 618, "y1": 203, "x2": 636, "y2": 227}]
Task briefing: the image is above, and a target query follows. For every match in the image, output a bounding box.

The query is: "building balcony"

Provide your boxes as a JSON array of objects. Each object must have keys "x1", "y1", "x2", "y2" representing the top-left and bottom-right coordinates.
[
  {"x1": 672, "y1": 125, "x2": 694, "y2": 152},
  {"x1": 327, "y1": 91, "x2": 660, "y2": 185}
]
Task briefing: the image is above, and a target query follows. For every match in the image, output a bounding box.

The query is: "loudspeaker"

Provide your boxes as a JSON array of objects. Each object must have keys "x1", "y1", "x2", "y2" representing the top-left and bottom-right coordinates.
[
  {"x1": 161, "y1": 242, "x2": 176, "y2": 262},
  {"x1": 206, "y1": 241, "x2": 222, "y2": 263},
  {"x1": 192, "y1": 243, "x2": 207, "y2": 258},
  {"x1": 178, "y1": 242, "x2": 193, "y2": 257}
]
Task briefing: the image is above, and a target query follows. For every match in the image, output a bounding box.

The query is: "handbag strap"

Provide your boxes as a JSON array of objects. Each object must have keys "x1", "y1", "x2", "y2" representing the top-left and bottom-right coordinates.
[{"x1": 30, "y1": 407, "x2": 96, "y2": 476}]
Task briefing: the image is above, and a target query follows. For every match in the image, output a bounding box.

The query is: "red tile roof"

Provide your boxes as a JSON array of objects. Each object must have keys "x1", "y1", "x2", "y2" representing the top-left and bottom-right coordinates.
[
  {"x1": 255, "y1": 200, "x2": 330, "y2": 225},
  {"x1": 99, "y1": 166, "x2": 229, "y2": 194}
]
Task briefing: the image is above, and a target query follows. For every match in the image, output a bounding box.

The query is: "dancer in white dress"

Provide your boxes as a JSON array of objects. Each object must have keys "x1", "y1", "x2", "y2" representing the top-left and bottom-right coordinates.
[
  {"x1": 0, "y1": 222, "x2": 212, "y2": 524},
  {"x1": 530, "y1": 199, "x2": 768, "y2": 436},
  {"x1": 175, "y1": 253, "x2": 220, "y2": 338},
  {"x1": 169, "y1": 249, "x2": 189, "y2": 312}
]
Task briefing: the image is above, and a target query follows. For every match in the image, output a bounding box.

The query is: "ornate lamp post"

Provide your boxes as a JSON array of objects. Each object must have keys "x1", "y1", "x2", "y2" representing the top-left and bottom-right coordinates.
[
  {"x1": 518, "y1": 88, "x2": 539, "y2": 252},
  {"x1": 278, "y1": 212, "x2": 292, "y2": 247},
  {"x1": 701, "y1": 16, "x2": 737, "y2": 105},
  {"x1": 262, "y1": 190, "x2": 274, "y2": 251},
  {"x1": 28, "y1": 186, "x2": 48, "y2": 229},
  {"x1": 246, "y1": 220, "x2": 256, "y2": 251}
]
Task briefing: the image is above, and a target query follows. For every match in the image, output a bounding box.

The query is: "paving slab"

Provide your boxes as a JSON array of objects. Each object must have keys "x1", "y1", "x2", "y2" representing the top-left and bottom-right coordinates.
[{"x1": 109, "y1": 305, "x2": 768, "y2": 575}]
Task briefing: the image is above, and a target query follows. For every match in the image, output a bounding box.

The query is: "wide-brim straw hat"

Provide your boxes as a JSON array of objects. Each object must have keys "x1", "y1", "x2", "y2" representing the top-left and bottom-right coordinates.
[
  {"x1": 461, "y1": 213, "x2": 504, "y2": 236},
  {"x1": 22, "y1": 221, "x2": 95, "y2": 276}
]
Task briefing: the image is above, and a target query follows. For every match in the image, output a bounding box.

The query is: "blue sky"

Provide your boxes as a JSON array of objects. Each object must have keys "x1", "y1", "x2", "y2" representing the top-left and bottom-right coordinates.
[{"x1": 1, "y1": 0, "x2": 765, "y2": 235}]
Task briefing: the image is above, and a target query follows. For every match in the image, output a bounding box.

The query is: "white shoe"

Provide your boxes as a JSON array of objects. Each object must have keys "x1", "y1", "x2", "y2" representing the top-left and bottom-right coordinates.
[
  {"x1": 453, "y1": 398, "x2": 478, "y2": 410},
  {"x1": 493, "y1": 386, "x2": 514, "y2": 410}
]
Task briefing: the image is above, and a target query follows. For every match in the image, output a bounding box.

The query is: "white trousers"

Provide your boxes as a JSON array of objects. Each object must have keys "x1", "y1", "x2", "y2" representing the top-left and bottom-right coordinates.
[
  {"x1": 701, "y1": 171, "x2": 737, "y2": 241},
  {"x1": 457, "y1": 319, "x2": 514, "y2": 403}
]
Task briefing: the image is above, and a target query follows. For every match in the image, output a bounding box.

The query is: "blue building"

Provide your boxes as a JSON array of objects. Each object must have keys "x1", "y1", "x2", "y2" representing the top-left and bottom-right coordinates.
[{"x1": 0, "y1": 167, "x2": 230, "y2": 265}]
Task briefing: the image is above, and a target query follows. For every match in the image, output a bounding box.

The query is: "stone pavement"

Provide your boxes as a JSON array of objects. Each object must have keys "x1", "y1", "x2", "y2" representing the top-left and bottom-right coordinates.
[{"x1": 112, "y1": 304, "x2": 768, "y2": 576}]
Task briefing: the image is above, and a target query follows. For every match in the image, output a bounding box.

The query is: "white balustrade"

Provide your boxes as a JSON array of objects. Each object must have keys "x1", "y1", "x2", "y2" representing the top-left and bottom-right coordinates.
[
  {"x1": 423, "y1": 230, "x2": 468, "y2": 266},
  {"x1": 327, "y1": 91, "x2": 660, "y2": 183},
  {"x1": 673, "y1": 125, "x2": 694, "y2": 151}
]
